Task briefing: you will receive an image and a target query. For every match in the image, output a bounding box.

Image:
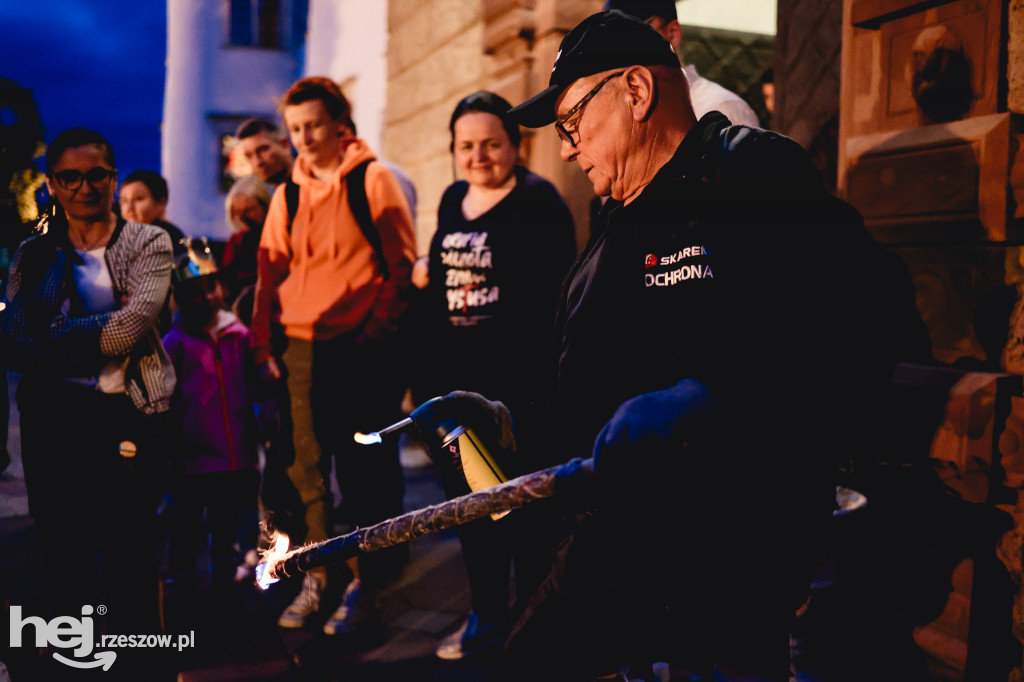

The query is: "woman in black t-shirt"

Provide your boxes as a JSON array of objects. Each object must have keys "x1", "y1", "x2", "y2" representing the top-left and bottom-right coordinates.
[{"x1": 412, "y1": 91, "x2": 577, "y2": 661}]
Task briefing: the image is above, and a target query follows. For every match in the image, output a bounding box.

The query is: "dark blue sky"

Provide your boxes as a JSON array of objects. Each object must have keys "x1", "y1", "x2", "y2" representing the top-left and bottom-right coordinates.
[{"x1": 0, "y1": 1, "x2": 166, "y2": 178}]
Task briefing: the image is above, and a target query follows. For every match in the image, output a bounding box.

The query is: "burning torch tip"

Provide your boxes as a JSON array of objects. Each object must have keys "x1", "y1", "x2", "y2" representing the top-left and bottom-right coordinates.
[
  {"x1": 255, "y1": 562, "x2": 279, "y2": 590},
  {"x1": 354, "y1": 431, "x2": 383, "y2": 445},
  {"x1": 354, "y1": 417, "x2": 413, "y2": 445}
]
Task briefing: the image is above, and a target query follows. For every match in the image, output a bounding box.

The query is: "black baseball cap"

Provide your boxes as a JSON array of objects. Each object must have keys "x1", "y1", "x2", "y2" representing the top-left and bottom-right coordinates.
[
  {"x1": 507, "y1": 10, "x2": 680, "y2": 128},
  {"x1": 602, "y1": 0, "x2": 678, "y2": 22}
]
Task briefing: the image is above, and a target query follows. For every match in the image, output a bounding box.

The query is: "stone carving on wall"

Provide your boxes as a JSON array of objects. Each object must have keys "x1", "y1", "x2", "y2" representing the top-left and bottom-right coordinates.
[{"x1": 907, "y1": 24, "x2": 975, "y2": 123}]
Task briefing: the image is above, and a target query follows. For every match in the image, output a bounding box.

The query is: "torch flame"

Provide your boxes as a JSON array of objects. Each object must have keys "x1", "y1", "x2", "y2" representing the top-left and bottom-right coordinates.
[
  {"x1": 353, "y1": 417, "x2": 411, "y2": 445},
  {"x1": 353, "y1": 431, "x2": 382, "y2": 445},
  {"x1": 255, "y1": 532, "x2": 290, "y2": 590}
]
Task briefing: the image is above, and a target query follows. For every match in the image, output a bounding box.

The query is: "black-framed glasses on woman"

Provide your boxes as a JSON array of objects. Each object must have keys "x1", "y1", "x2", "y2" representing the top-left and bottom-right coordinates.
[
  {"x1": 555, "y1": 71, "x2": 625, "y2": 148},
  {"x1": 52, "y1": 167, "x2": 117, "y2": 191}
]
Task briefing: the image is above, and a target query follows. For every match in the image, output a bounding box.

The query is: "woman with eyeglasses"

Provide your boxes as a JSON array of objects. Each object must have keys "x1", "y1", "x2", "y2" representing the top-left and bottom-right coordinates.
[
  {"x1": 409, "y1": 91, "x2": 577, "y2": 662},
  {"x1": 1, "y1": 127, "x2": 175, "y2": 658}
]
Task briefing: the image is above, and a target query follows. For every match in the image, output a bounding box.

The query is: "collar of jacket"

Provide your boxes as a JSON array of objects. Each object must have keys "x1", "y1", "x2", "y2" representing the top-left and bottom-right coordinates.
[
  {"x1": 57, "y1": 217, "x2": 127, "y2": 265},
  {"x1": 596, "y1": 110, "x2": 731, "y2": 229},
  {"x1": 643, "y1": 110, "x2": 730, "y2": 196}
]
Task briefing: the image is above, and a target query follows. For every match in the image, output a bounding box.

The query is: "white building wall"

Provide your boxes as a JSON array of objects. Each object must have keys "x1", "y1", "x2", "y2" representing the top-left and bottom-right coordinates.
[
  {"x1": 210, "y1": 49, "x2": 300, "y2": 115},
  {"x1": 163, "y1": 0, "x2": 303, "y2": 240},
  {"x1": 675, "y1": 0, "x2": 777, "y2": 34},
  {"x1": 163, "y1": 0, "x2": 214, "y2": 238},
  {"x1": 304, "y1": 0, "x2": 389, "y2": 155}
]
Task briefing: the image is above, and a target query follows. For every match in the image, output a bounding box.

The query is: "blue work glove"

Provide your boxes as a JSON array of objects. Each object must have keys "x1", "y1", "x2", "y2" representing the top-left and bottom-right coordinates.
[
  {"x1": 553, "y1": 456, "x2": 597, "y2": 516},
  {"x1": 590, "y1": 379, "x2": 718, "y2": 508},
  {"x1": 410, "y1": 391, "x2": 517, "y2": 469},
  {"x1": 551, "y1": 375, "x2": 712, "y2": 516}
]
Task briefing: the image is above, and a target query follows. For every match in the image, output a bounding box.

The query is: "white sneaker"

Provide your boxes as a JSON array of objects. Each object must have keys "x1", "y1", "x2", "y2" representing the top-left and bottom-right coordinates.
[
  {"x1": 277, "y1": 574, "x2": 323, "y2": 629},
  {"x1": 323, "y1": 579, "x2": 377, "y2": 635},
  {"x1": 435, "y1": 617, "x2": 470, "y2": 660},
  {"x1": 435, "y1": 612, "x2": 506, "y2": 660}
]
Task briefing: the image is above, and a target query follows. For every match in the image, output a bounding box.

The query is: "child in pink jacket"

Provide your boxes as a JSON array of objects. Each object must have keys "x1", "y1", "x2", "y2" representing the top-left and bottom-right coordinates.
[{"x1": 162, "y1": 240, "x2": 265, "y2": 606}]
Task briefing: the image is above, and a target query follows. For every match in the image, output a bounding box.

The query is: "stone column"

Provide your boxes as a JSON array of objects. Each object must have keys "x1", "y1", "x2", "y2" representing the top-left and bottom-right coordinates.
[
  {"x1": 482, "y1": 0, "x2": 535, "y2": 102},
  {"x1": 522, "y1": 0, "x2": 603, "y2": 251},
  {"x1": 162, "y1": 0, "x2": 213, "y2": 232}
]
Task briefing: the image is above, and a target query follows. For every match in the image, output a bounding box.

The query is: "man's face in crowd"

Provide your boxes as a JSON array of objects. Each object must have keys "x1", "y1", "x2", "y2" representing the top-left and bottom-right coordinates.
[
  {"x1": 643, "y1": 15, "x2": 682, "y2": 50},
  {"x1": 762, "y1": 81, "x2": 775, "y2": 114},
  {"x1": 556, "y1": 70, "x2": 631, "y2": 200},
  {"x1": 238, "y1": 130, "x2": 292, "y2": 182}
]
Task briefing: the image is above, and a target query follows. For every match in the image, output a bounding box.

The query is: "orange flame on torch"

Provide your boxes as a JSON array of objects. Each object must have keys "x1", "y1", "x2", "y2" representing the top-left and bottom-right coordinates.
[{"x1": 255, "y1": 531, "x2": 290, "y2": 590}]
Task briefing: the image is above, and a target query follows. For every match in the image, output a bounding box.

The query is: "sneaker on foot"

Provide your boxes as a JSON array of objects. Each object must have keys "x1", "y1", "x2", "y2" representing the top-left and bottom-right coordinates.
[
  {"x1": 323, "y1": 579, "x2": 377, "y2": 635},
  {"x1": 435, "y1": 611, "x2": 506, "y2": 660},
  {"x1": 277, "y1": 574, "x2": 323, "y2": 629},
  {"x1": 435, "y1": 617, "x2": 470, "y2": 660}
]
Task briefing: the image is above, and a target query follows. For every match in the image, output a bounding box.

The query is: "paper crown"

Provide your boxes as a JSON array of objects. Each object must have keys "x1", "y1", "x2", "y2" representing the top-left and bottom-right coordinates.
[{"x1": 173, "y1": 237, "x2": 218, "y2": 282}]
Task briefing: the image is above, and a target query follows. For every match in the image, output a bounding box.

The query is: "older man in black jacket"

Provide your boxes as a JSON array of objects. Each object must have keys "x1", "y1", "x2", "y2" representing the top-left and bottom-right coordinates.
[
  {"x1": 508, "y1": 10, "x2": 929, "y2": 681},
  {"x1": 417, "y1": 10, "x2": 927, "y2": 681}
]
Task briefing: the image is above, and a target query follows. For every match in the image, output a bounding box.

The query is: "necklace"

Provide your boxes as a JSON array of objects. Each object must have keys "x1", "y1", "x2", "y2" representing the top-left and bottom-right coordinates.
[{"x1": 68, "y1": 215, "x2": 115, "y2": 251}]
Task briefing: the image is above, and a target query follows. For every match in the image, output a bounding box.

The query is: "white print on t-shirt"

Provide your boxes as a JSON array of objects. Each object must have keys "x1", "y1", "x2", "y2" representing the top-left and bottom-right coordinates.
[
  {"x1": 644, "y1": 264, "x2": 714, "y2": 287},
  {"x1": 441, "y1": 249, "x2": 493, "y2": 269},
  {"x1": 442, "y1": 231, "x2": 489, "y2": 249},
  {"x1": 642, "y1": 244, "x2": 713, "y2": 287},
  {"x1": 658, "y1": 245, "x2": 709, "y2": 265},
  {"x1": 643, "y1": 245, "x2": 709, "y2": 269},
  {"x1": 446, "y1": 269, "x2": 488, "y2": 287},
  {"x1": 440, "y1": 231, "x2": 493, "y2": 269},
  {"x1": 441, "y1": 230, "x2": 499, "y2": 312},
  {"x1": 447, "y1": 286, "x2": 500, "y2": 311}
]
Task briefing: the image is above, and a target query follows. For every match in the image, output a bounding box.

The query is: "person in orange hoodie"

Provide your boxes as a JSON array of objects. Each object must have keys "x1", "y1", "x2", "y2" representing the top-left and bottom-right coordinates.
[{"x1": 250, "y1": 76, "x2": 416, "y2": 636}]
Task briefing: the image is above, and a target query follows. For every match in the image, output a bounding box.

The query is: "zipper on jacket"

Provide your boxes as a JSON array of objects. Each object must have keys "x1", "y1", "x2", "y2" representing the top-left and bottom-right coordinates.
[{"x1": 210, "y1": 334, "x2": 239, "y2": 470}]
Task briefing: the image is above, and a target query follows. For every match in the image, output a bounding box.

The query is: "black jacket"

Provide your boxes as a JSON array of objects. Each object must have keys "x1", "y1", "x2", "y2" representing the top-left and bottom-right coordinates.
[
  {"x1": 505, "y1": 112, "x2": 929, "y2": 680},
  {"x1": 553, "y1": 112, "x2": 926, "y2": 466}
]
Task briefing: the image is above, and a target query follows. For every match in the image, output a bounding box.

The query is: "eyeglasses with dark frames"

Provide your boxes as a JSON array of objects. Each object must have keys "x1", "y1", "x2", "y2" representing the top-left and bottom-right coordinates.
[
  {"x1": 555, "y1": 71, "x2": 625, "y2": 148},
  {"x1": 52, "y1": 167, "x2": 117, "y2": 191}
]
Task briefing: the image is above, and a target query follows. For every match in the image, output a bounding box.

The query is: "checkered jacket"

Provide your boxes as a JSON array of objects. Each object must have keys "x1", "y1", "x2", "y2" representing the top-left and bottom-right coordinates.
[{"x1": 2, "y1": 219, "x2": 176, "y2": 414}]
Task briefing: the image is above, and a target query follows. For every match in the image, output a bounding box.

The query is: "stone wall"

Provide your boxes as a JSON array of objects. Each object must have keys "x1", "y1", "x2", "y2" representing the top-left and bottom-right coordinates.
[
  {"x1": 839, "y1": 0, "x2": 1019, "y2": 370},
  {"x1": 775, "y1": 0, "x2": 842, "y2": 190},
  {"x1": 383, "y1": 0, "x2": 602, "y2": 256},
  {"x1": 836, "y1": 0, "x2": 1024, "y2": 677},
  {"x1": 384, "y1": 0, "x2": 488, "y2": 255}
]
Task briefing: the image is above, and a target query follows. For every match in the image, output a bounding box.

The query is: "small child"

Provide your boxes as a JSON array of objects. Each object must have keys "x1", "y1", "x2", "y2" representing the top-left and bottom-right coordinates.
[{"x1": 162, "y1": 239, "x2": 263, "y2": 607}]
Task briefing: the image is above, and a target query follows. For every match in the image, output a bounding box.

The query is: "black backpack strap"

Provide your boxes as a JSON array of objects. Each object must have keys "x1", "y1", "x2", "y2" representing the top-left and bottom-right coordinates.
[
  {"x1": 284, "y1": 178, "x2": 300, "y2": 235},
  {"x1": 346, "y1": 160, "x2": 390, "y2": 281}
]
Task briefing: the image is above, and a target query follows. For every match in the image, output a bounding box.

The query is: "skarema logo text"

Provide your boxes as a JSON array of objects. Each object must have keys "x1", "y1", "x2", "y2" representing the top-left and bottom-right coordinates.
[{"x1": 9, "y1": 605, "x2": 196, "y2": 670}]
